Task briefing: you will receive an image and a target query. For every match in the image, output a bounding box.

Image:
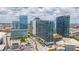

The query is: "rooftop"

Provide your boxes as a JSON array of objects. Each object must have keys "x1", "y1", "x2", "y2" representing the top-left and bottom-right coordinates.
[{"x1": 0, "y1": 32, "x2": 6, "y2": 39}]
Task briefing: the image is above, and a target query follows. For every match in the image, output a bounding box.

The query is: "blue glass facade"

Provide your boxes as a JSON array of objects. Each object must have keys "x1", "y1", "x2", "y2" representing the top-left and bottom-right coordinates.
[
  {"x1": 19, "y1": 15, "x2": 28, "y2": 29},
  {"x1": 11, "y1": 15, "x2": 28, "y2": 38},
  {"x1": 12, "y1": 21, "x2": 20, "y2": 29},
  {"x1": 56, "y1": 16, "x2": 70, "y2": 37},
  {"x1": 35, "y1": 18, "x2": 54, "y2": 42},
  {"x1": 11, "y1": 29, "x2": 27, "y2": 38}
]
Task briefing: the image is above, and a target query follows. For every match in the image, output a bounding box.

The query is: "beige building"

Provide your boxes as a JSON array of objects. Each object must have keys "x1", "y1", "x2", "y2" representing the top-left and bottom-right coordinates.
[
  {"x1": 10, "y1": 39, "x2": 21, "y2": 46},
  {"x1": 0, "y1": 32, "x2": 10, "y2": 50}
]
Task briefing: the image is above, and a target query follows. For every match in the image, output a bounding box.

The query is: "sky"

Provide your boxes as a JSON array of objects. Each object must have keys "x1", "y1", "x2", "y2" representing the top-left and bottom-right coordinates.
[{"x1": 0, "y1": 7, "x2": 79, "y2": 24}]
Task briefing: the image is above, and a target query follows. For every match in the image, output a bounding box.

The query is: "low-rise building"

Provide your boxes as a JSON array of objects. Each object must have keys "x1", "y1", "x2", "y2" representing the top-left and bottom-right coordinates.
[
  {"x1": 10, "y1": 39, "x2": 21, "y2": 49},
  {"x1": 56, "y1": 38, "x2": 79, "y2": 51},
  {"x1": 0, "y1": 32, "x2": 7, "y2": 50}
]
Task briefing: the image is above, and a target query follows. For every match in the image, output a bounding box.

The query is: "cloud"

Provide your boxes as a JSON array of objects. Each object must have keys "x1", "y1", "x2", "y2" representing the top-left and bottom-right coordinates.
[{"x1": 0, "y1": 7, "x2": 79, "y2": 23}]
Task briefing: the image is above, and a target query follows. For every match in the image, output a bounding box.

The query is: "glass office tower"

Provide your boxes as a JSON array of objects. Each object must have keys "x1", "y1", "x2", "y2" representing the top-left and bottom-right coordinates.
[
  {"x1": 11, "y1": 15, "x2": 28, "y2": 39},
  {"x1": 12, "y1": 21, "x2": 20, "y2": 29},
  {"x1": 32, "y1": 17, "x2": 54, "y2": 42},
  {"x1": 56, "y1": 16, "x2": 70, "y2": 37},
  {"x1": 19, "y1": 15, "x2": 28, "y2": 29}
]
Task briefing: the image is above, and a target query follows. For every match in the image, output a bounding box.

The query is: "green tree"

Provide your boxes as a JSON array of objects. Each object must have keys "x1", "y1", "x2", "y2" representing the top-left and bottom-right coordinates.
[
  {"x1": 53, "y1": 34, "x2": 63, "y2": 50},
  {"x1": 73, "y1": 35, "x2": 79, "y2": 41},
  {"x1": 69, "y1": 34, "x2": 79, "y2": 41},
  {"x1": 20, "y1": 36, "x2": 26, "y2": 43},
  {"x1": 53, "y1": 34, "x2": 63, "y2": 39}
]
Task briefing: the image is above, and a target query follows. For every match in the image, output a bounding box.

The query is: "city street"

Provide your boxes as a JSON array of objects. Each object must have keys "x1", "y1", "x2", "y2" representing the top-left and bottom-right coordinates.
[{"x1": 27, "y1": 36, "x2": 48, "y2": 51}]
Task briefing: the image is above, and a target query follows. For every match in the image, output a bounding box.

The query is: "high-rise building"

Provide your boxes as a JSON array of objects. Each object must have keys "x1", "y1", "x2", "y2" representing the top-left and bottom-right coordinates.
[
  {"x1": 12, "y1": 21, "x2": 20, "y2": 29},
  {"x1": 19, "y1": 15, "x2": 28, "y2": 29},
  {"x1": 56, "y1": 16, "x2": 70, "y2": 37},
  {"x1": 31, "y1": 17, "x2": 54, "y2": 42},
  {"x1": 11, "y1": 15, "x2": 28, "y2": 39}
]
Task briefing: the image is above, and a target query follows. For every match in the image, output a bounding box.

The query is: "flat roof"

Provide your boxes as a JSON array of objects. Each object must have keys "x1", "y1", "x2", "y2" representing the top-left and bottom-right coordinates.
[{"x1": 0, "y1": 32, "x2": 6, "y2": 39}]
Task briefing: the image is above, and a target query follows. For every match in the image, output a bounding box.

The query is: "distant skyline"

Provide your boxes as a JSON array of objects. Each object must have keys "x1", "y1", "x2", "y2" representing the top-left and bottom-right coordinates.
[{"x1": 0, "y1": 7, "x2": 79, "y2": 24}]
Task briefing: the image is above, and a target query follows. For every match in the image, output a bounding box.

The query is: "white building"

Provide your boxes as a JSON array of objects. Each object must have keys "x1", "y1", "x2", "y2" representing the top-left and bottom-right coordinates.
[
  {"x1": 0, "y1": 32, "x2": 7, "y2": 50},
  {"x1": 10, "y1": 39, "x2": 20, "y2": 47}
]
